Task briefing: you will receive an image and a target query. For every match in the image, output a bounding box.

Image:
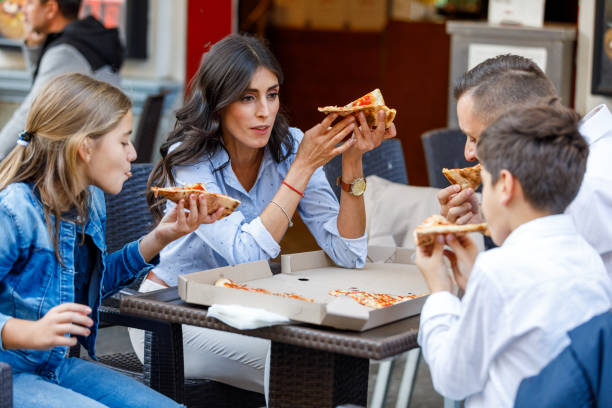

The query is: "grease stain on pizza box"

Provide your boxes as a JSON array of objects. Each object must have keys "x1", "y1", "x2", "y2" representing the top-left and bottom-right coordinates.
[{"x1": 178, "y1": 246, "x2": 429, "y2": 331}]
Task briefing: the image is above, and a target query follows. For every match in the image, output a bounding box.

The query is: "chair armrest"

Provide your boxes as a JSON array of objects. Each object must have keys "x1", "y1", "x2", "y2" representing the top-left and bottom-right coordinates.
[{"x1": 0, "y1": 362, "x2": 12, "y2": 408}]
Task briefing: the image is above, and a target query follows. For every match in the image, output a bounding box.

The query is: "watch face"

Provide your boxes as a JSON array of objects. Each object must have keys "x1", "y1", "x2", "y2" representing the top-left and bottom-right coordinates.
[{"x1": 350, "y1": 178, "x2": 367, "y2": 196}]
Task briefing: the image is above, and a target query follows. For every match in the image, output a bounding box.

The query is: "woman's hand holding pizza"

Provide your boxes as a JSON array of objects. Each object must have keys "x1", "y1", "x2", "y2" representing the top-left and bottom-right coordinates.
[
  {"x1": 139, "y1": 194, "x2": 224, "y2": 262},
  {"x1": 343, "y1": 110, "x2": 397, "y2": 163},
  {"x1": 295, "y1": 113, "x2": 357, "y2": 172}
]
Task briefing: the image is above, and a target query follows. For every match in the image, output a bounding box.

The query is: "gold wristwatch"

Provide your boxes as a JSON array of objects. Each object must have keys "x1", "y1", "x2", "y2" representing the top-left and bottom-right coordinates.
[{"x1": 336, "y1": 176, "x2": 367, "y2": 197}]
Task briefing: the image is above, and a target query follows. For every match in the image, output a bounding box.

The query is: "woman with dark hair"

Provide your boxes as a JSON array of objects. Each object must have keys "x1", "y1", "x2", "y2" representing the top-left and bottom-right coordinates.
[{"x1": 129, "y1": 33, "x2": 396, "y2": 395}]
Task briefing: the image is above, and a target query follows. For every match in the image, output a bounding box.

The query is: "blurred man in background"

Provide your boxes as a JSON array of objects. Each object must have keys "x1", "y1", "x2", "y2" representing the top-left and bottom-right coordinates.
[{"x1": 0, "y1": 0, "x2": 124, "y2": 158}]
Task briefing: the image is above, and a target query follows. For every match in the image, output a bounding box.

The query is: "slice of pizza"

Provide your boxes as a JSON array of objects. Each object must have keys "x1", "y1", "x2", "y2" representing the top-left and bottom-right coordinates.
[
  {"x1": 317, "y1": 88, "x2": 397, "y2": 128},
  {"x1": 214, "y1": 278, "x2": 315, "y2": 302},
  {"x1": 413, "y1": 214, "x2": 489, "y2": 246},
  {"x1": 442, "y1": 163, "x2": 482, "y2": 190},
  {"x1": 329, "y1": 289, "x2": 424, "y2": 309},
  {"x1": 151, "y1": 183, "x2": 240, "y2": 219}
]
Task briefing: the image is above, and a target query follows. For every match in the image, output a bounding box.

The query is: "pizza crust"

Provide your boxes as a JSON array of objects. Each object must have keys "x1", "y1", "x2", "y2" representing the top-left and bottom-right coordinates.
[
  {"x1": 318, "y1": 88, "x2": 397, "y2": 128},
  {"x1": 151, "y1": 185, "x2": 241, "y2": 219},
  {"x1": 442, "y1": 164, "x2": 482, "y2": 190},
  {"x1": 413, "y1": 214, "x2": 489, "y2": 246}
]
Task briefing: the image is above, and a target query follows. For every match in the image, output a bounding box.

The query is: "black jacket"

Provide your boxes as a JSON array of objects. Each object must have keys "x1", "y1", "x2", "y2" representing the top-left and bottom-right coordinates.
[{"x1": 33, "y1": 16, "x2": 124, "y2": 80}]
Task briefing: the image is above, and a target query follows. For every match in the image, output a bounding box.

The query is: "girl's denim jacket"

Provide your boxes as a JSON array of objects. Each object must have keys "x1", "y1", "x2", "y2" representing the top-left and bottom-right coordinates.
[{"x1": 0, "y1": 182, "x2": 158, "y2": 379}]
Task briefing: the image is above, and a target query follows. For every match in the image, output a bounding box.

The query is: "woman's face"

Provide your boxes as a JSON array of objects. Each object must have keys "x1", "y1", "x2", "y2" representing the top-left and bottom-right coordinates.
[
  {"x1": 83, "y1": 110, "x2": 136, "y2": 194},
  {"x1": 220, "y1": 66, "x2": 280, "y2": 152}
]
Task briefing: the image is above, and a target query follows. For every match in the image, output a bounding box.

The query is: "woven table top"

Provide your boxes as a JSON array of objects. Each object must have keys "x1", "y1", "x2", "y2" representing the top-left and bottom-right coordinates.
[{"x1": 121, "y1": 287, "x2": 420, "y2": 360}]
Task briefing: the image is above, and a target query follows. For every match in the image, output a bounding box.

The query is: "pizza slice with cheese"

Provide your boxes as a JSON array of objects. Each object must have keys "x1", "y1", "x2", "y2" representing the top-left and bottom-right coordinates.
[
  {"x1": 413, "y1": 214, "x2": 489, "y2": 246},
  {"x1": 442, "y1": 163, "x2": 482, "y2": 190},
  {"x1": 151, "y1": 183, "x2": 240, "y2": 219},
  {"x1": 317, "y1": 88, "x2": 397, "y2": 128},
  {"x1": 329, "y1": 289, "x2": 424, "y2": 309}
]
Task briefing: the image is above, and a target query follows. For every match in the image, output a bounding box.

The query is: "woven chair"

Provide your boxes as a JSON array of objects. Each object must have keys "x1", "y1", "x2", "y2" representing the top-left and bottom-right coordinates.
[
  {"x1": 74, "y1": 163, "x2": 265, "y2": 408},
  {"x1": 0, "y1": 362, "x2": 11, "y2": 408},
  {"x1": 133, "y1": 90, "x2": 168, "y2": 164},
  {"x1": 323, "y1": 138, "x2": 409, "y2": 199},
  {"x1": 420, "y1": 128, "x2": 472, "y2": 189}
]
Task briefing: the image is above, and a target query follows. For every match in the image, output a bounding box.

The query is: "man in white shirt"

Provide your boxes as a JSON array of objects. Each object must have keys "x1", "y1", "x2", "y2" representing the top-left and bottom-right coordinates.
[
  {"x1": 566, "y1": 105, "x2": 612, "y2": 279},
  {"x1": 416, "y1": 105, "x2": 612, "y2": 407},
  {"x1": 438, "y1": 55, "x2": 612, "y2": 278}
]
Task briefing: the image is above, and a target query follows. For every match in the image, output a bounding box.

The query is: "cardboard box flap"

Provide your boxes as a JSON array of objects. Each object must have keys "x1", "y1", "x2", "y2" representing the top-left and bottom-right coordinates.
[
  {"x1": 367, "y1": 246, "x2": 415, "y2": 264},
  {"x1": 323, "y1": 297, "x2": 370, "y2": 329},
  {"x1": 281, "y1": 249, "x2": 333, "y2": 274},
  {"x1": 180, "y1": 260, "x2": 272, "y2": 284},
  {"x1": 281, "y1": 247, "x2": 416, "y2": 272},
  {"x1": 178, "y1": 260, "x2": 272, "y2": 302}
]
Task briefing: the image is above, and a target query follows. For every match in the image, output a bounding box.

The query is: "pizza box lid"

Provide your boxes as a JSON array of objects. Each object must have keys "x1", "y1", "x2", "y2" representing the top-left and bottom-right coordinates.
[{"x1": 177, "y1": 246, "x2": 429, "y2": 331}]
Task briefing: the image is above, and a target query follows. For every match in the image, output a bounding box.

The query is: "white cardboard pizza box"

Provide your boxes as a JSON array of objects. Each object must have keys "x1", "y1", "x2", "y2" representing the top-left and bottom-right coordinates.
[{"x1": 178, "y1": 246, "x2": 429, "y2": 331}]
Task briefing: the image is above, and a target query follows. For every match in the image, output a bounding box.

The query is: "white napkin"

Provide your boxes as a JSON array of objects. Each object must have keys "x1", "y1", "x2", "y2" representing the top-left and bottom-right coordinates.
[{"x1": 207, "y1": 304, "x2": 291, "y2": 330}]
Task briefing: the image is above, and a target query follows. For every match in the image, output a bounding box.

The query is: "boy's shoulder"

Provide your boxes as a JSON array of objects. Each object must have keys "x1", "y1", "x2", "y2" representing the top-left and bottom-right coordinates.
[{"x1": 473, "y1": 225, "x2": 607, "y2": 292}]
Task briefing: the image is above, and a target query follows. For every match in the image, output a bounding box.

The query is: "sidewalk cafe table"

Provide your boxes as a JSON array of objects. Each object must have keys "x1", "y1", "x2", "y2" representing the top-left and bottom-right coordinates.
[{"x1": 120, "y1": 287, "x2": 421, "y2": 408}]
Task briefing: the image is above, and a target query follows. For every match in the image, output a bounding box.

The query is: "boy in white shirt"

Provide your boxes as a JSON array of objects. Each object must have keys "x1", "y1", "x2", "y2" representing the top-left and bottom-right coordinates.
[{"x1": 415, "y1": 105, "x2": 612, "y2": 407}]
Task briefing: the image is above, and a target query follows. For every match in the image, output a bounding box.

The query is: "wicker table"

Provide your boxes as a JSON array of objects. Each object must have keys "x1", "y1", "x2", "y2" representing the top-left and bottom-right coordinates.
[{"x1": 121, "y1": 287, "x2": 420, "y2": 408}]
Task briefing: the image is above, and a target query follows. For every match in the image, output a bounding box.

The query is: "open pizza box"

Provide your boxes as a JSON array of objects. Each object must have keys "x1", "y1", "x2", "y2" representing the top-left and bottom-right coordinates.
[{"x1": 178, "y1": 246, "x2": 429, "y2": 331}]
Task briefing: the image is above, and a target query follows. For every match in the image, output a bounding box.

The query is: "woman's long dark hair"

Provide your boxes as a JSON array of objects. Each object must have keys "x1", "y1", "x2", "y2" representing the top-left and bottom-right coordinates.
[{"x1": 148, "y1": 33, "x2": 292, "y2": 220}]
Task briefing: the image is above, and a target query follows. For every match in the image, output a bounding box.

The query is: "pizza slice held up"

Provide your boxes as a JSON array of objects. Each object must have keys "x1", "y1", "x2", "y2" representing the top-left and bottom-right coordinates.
[
  {"x1": 442, "y1": 163, "x2": 482, "y2": 190},
  {"x1": 413, "y1": 214, "x2": 489, "y2": 247},
  {"x1": 317, "y1": 88, "x2": 397, "y2": 128},
  {"x1": 151, "y1": 183, "x2": 240, "y2": 219}
]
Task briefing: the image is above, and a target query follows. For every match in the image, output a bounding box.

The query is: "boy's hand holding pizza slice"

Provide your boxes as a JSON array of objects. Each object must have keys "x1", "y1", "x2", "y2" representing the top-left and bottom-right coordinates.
[
  {"x1": 413, "y1": 214, "x2": 489, "y2": 247},
  {"x1": 414, "y1": 214, "x2": 484, "y2": 293}
]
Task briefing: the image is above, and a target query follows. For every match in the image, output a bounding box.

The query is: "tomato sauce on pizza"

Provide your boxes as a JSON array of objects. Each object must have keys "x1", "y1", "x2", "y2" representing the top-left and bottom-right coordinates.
[
  {"x1": 215, "y1": 278, "x2": 315, "y2": 303},
  {"x1": 329, "y1": 289, "x2": 423, "y2": 309}
]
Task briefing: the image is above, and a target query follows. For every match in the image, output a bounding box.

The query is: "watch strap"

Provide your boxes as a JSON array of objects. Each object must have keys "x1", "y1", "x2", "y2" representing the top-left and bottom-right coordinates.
[{"x1": 336, "y1": 176, "x2": 351, "y2": 192}]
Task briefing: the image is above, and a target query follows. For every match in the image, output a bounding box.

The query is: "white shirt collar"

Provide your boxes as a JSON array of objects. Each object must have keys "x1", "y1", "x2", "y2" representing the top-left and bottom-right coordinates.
[
  {"x1": 503, "y1": 214, "x2": 575, "y2": 247},
  {"x1": 579, "y1": 104, "x2": 612, "y2": 144}
]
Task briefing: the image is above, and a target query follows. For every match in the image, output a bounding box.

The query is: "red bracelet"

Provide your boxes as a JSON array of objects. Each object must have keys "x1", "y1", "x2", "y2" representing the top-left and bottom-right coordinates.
[{"x1": 282, "y1": 180, "x2": 305, "y2": 198}]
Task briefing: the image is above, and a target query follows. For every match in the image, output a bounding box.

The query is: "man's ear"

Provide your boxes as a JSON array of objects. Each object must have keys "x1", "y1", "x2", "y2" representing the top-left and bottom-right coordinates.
[{"x1": 498, "y1": 169, "x2": 516, "y2": 206}]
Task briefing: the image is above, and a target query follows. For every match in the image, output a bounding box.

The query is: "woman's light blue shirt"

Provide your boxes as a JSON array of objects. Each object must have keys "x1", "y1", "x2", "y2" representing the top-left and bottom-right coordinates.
[{"x1": 155, "y1": 127, "x2": 367, "y2": 286}]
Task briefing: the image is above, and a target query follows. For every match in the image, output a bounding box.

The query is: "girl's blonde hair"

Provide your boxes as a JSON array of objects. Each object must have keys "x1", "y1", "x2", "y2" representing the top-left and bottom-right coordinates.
[{"x1": 0, "y1": 73, "x2": 132, "y2": 260}]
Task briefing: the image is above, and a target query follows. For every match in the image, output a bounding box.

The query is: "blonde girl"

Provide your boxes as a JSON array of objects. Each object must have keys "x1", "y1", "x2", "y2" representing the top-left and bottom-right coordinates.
[{"x1": 0, "y1": 73, "x2": 222, "y2": 408}]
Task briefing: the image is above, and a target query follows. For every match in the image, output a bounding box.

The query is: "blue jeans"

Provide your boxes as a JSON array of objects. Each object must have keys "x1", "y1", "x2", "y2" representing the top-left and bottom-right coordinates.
[{"x1": 12, "y1": 357, "x2": 184, "y2": 407}]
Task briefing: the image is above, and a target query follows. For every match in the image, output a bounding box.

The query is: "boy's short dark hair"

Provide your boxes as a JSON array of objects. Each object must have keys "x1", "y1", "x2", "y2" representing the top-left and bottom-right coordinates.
[
  {"x1": 477, "y1": 105, "x2": 588, "y2": 214},
  {"x1": 41, "y1": 0, "x2": 82, "y2": 20},
  {"x1": 454, "y1": 55, "x2": 558, "y2": 124}
]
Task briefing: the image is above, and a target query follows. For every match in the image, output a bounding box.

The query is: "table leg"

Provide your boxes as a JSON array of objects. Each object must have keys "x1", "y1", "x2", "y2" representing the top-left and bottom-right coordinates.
[{"x1": 268, "y1": 341, "x2": 369, "y2": 408}]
